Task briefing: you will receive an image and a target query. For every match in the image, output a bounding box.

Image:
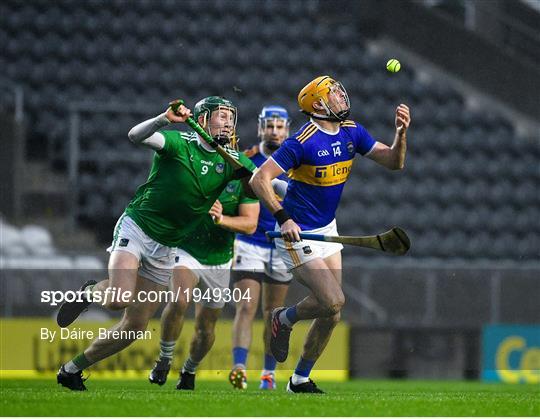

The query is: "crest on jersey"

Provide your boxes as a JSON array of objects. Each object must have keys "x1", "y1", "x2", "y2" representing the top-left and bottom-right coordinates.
[
  {"x1": 216, "y1": 163, "x2": 225, "y2": 174},
  {"x1": 226, "y1": 182, "x2": 236, "y2": 193},
  {"x1": 347, "y1": 141, "x2": 354, "y2": 156},
  {"x1": 302, "y1": 246, "x2": 313, "y2": 255}
]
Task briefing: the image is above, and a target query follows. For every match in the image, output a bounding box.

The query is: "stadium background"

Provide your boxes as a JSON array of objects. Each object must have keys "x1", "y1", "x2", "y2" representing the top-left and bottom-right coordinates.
[{"x1": 1, "y1": 0, "x2": 539, "y2": 385}]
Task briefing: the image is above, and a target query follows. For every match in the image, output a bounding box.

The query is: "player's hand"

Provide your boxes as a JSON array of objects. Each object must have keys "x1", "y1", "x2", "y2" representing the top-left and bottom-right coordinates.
[
  {"x1": 209, "y1": 200, "x2": 223, "y2": 224},
  {"x1": 395, "y1": 104, "x2": 411, "y2": 135},
  {"x1": 280, "y1": 219, "x2": 302, "y2": 242},
  {"x1": 166, "y1": 100, "x2": 193, "y2": 123}
]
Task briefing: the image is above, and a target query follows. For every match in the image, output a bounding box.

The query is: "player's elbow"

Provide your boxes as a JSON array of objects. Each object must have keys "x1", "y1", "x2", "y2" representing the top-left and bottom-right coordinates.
[
  {"x1": 248, "y1": 171, "x2": 263, "y2": 192},
  {"x1": 245, "y1": 224, "x2": 257, "y2": 235},
  {"x1": 127, "y1": 128, "x2": 139, "y2": 144},
  {"x1": 248, "y1": 172, "x2": 259, "y2": 187},
  {"x1": 243, "y1": 218, "x2": 258, "y2": 235}
]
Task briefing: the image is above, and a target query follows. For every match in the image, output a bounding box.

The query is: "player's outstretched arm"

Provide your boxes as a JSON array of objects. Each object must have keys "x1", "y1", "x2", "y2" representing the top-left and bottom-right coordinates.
[
  {"x1": 367, "y1": 104, "x2": 411, "y2": 170},
  {"x1": 127, "y1": 102, "x2": 192, "y2": 151}
]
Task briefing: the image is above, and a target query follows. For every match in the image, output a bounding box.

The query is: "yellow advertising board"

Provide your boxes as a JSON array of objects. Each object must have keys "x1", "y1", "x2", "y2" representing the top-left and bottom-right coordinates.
[{"x1": 0, "y1": 318, "x2": 348, "y2": 381}]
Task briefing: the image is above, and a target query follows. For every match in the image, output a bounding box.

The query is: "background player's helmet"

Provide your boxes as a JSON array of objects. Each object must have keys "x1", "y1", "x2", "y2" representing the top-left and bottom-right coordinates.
[
  {"x1": 257, "y1": 105, "x2": 291, "y2": 151},
  {"x1": 298, "y1": 76, "x2": 350, "y2": 122},
  {"x1": 193, "y1": 96, "x2": 237, "y2": 146}
]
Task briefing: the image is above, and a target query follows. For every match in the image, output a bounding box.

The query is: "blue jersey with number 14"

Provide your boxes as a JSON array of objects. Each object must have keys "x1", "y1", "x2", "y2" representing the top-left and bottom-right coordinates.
[{"x1": 271, "y1": 119, "x2": 376, "y2": 230}]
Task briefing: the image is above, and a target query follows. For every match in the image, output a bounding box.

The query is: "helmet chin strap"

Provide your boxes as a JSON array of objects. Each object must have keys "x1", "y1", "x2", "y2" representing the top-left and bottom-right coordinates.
[
  {"x1": 309, "y1": 111, "x2": 350, "y2": 122},
  {"x1": 213, "y1": 134, "x2": 231, "y2": 146},
  {"x1": 310, "y1": 99, "x2": 349, "y2": 122}
]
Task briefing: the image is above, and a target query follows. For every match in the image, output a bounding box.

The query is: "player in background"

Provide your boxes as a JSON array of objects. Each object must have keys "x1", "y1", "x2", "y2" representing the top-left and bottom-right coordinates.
[
  {"x1": 250, "y1": 76, "x2": 411, "y2": 393},
  {"x1": 148, "y1": 177, "x2": 259, "y2": 390},
  {"x1": 229, "y1": 106, "x2": 292, "y2": 390},
  {"x1": 56, "y1": 96, "x2": 256, "y2": 391}
]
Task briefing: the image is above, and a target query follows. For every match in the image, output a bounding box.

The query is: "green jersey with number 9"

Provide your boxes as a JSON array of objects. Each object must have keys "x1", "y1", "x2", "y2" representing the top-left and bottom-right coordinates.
[{"x1": 125, "y1": 130, "x2": 256, "y2": 247}]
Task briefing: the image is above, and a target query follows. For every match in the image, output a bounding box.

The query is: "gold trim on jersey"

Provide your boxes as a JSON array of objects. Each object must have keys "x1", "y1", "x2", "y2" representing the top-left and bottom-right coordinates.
[
  {"x1": 284, "y1": 239, "x2": 302, "y2": 267},
  {"x1": 298, "y1": 127, "x2": 318, "y2": 144},
  {"x1": 288, "y1": 160, "x2": 353, "y2": 187},
  {"x1": 340, "y1": 120, "x2": 356, "y2": 128},
  {"x1": 296, "y1": 124, "x2": 318, "y2": 143}
]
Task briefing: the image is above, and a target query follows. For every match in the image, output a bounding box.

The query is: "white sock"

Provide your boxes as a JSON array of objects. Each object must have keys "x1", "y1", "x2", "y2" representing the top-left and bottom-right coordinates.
[
  {"x1": 182, "y1": 357, "x2": 199, "y2": 374},
  {"x1": 159, "y1": 340, "x2": 176, "y2": 360},
  {"x1": 64, "y1": 360, "x2": 80, "y2": 373},
  {"x1": 291, "y1": 373, "x2": 310, "y2": 385},
  {"x1": 261, "y1": 369, "x2": 275, "y2": 376},
  {"x1": 279, "y1": 310, "x2": 293, "y2": 327}
]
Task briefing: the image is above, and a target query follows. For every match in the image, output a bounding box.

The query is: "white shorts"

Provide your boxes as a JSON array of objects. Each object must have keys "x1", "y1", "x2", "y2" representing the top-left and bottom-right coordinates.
[
  {"x1": 232, "y1": 239, "x2": 292, "y2": 283},
  {"x1": 174, "y1": 248, "x2": 232, "y2": 309},
  {"x1": 107, "y1": 214, "x2": 177, "y2": 287},
  {"x1": 274, "y1": 219, "x2": 344, "y2": 271}
]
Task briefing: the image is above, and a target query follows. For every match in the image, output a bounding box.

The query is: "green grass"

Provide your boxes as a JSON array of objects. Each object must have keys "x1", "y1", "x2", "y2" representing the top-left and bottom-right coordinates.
[{"x1": 1, "y1": 378, "x2": 538, "y2": 416}]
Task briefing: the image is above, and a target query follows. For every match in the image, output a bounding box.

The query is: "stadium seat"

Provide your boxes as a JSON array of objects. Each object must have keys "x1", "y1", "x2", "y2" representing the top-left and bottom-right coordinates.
[
  {"x1": 4, "y1": 0, "x2": 538, "y2": 261},
  {"x1": 20, "y1": 225, "x2": 55, "y2": 256}
]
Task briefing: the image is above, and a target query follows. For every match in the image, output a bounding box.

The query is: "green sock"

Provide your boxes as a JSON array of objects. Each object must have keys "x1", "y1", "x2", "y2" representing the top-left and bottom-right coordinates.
[{"x1": 72, "y1": 352, "x2": 92, "y2": 370}]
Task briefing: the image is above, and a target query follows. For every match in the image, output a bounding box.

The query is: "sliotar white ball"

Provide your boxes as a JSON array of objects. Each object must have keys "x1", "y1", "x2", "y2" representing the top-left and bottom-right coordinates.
[{"x1": 386, "y1": 58, "x2": 401, "y2": 73}]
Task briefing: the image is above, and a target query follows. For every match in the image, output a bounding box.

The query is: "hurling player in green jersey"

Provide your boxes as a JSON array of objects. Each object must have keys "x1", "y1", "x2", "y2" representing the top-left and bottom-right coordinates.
[
  {"x1": 56, "y1": 97, "x2": 256, "y2": 391},
  {"x1": 148, "y1": 179, "x2": 259, "y2": 390}
]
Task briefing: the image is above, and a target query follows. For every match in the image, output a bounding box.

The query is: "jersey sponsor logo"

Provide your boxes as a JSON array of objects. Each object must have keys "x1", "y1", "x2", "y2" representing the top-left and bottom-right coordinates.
[
  {"x1": 331, "y1": 141, "x2": 341, "y2": 147},
  {"x1": 315, "y1": 166, "x2": 327, "y2": 178},
  {"x1": 200, "y1": 159, "x2": 214, "y2": 166},
  {"x1": 288, "y1": 159, "x2": 353, "y2": 186},
  {"x1": 216, "y1": 163, "x2": 225, "y2": 174},
  {"x1": 302, "y1": 245, "x2": 313, "y2": 255},
  {"x1": 317, "y1": 149, "x2": 330, "y2": 157},
  {"x1": 119, "y1": 238, "x2": 129, "y2": 247}
]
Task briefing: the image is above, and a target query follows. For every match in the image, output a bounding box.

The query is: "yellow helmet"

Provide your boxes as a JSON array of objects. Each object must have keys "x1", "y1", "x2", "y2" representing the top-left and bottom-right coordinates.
[{"x1": 297, "y1": 75, "x2": 350, "y2": 121}]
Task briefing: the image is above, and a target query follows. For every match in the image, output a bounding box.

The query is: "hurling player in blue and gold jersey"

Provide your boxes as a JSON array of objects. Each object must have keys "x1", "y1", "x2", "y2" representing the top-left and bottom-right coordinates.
[{"x1": 250, "y1": 76, "x2": 411, "y2": 393}]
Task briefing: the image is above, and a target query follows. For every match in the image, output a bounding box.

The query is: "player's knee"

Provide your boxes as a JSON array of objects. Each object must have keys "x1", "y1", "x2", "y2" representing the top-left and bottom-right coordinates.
[
  {"x1": 323, "y1": 294, "x2": 345, "y2": 316},
  {"x1": 237, "y1": 300, "x2": 257, "y2": 319}
]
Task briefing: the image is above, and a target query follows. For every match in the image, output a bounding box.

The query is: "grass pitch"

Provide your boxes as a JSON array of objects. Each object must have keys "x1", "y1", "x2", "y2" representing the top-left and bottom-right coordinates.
[{"x1": 1, "y1": 378, "x2": 538, "y2": 416}]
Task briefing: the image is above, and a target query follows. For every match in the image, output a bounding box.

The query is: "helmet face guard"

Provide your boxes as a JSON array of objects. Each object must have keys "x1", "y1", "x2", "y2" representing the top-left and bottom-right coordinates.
[
  {"x1": 298, "y1": 76, "x2": 351, "y2": 122},
  {"x1": 258, "y1": 106, "x2": 291, "y2": 151},
  {"x1": 194, "y1": 96, "x2": 237, "y2": 146},
  {"x1": 205, "y1": 105, "x2": 237, "y2": 146},
  {"x1": 318, "y1": 81, "x2": 350, "y2": 122}
]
